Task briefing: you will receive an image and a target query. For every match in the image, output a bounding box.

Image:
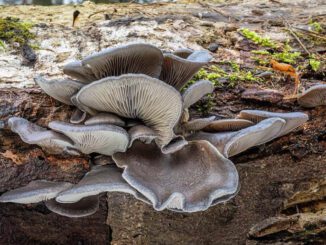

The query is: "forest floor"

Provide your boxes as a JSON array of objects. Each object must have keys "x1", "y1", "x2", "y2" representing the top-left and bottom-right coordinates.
[{"x1": 0, "y1": 0, "x2": 325, "y2": 244}]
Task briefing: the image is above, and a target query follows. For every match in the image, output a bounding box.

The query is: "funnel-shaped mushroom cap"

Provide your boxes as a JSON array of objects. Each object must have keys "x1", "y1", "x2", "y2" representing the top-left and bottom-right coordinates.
[
  {"x1": 49, "y1": 121, "x2": 129, "y2": 156},
  {"x1": 0, "y1": 180, "x2": 72, "y2": 204},
  {"x1": 237, "y1": 110, "x2": 308, "y2": 136},
  {"x1": 45, "y1": 196, "x2": 99, "y2": 218},
  {"x1": 203, "y1": 119, "x2": 254, "y2": 132},
  {"x1": 182, "y1": 80, "x2": 214, "y2": 109},
  {"x1": 187, "y1": 131, "x2": 236, "y2": 155},
  {"x1": 225, "y1": 118, "x2": 285, "y2": 157},
  {"x1": 128, "y1": 125, "x2": 157, "y2": 147},
  {"x1": 82, "y1": 43, "x2": 163, "y2": 79},
  {"x1": 113, "y1": 140, "x2": 239, "y2": 212},
  {"x1": 297, "y1": 84, "x2": 326, "y2": 108},
  {"x1": 76, "y1": 74, "x2": 182, "y2": 148},
  {"x1": 63, "y1": 60, "x2": 96, "y2": 83},
  {"x1": 56, "y1": 165, "x2": 143, "y2": 203},
  {"x1": 84, "y1": 113, "x2": 125, "y2": 127},
  {"x1": 34, "y1": 75, "x2": 83, "y2": 105},
  {"x1": 161, "y1": 136, "x2": 188, "y2": 154},
  {"x1": 8, "y1": 117, "x2": 78, "y2": 155},
  {"x1": 70, "y1": 108, "x2": 87, "y2": 124},
  {"x1": 159, "y1": 50, "x2": 212, "y2": 90},
  {"x1": 182, "y1": 116, "x2": 216, "y2": 132},
  {"x1": 172, "y1": 48, "x2": 193, "y2": 59}
]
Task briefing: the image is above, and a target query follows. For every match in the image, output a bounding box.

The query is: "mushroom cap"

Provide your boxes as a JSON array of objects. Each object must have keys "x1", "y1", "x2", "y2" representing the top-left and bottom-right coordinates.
[
  {"x1": 49, "y1": 121, "x2": 129, "y2": 155},
  {"x1": 161, "y1": 136, "x2": 188, "y2": 154},
  {"x1": 172, "y1": 48, "x2": 193, "y2": 59},
  {"x1": 186, "y1": 131, "x2": 236, "y2": 155},
  {"x1": 203, "y1": 119, "x2": 254, "y2": 133},
  {"x1": 182, "y1": 80, "x2": 214, "y2": 109},
  {"x1": 159, "y1": 50, "x2": 212, "y2": 90},
  {"x1": 45, "y1": 195, "x2": 99, "y2": 218},
  {"x1": 75, "y1": 74, "x2": 183, "y2": 148},
  {"x1": 56, "y1": 165, "x2": 145, "y2": 203},
  {"x1": 84, "y1": 112, "x2": 125, "y2": 127},
  {"x1": 237, "y1": 110, "x2": 308, "y2": 136},
  {"x1": 225, "y1": 118, "x2": 286, "y2": 157},
  {"x1": 63, "y1": 60, "x2": 96, "y2": 84},
  {"x1": 82, "y1": 43, "x2": 163, "y2": 80},
  {"x1": 113, "y1": 140, "x2": 239, "y2": 212},
  {"x1": 8, "y1": 117, "x2": 78, "y2": 155},
  {"x1": 297, "y1": 84, "x2": 326, "y2": 108},
  {"x1": 34, "y1": 75, "x2": 83, "y2": 105},
  {"x1": 182, "y1": 116, "x2": 216, "y2": 132},
  {"x1": 70, "y1": 108, "x2": 87, "y2": 124},
  {"x1": 128, "y1": 125, "x2": 157, "y2": 147},
  {"x1": 0, "y1": 180, "x2": 72, "y2": 204},
  {"x1": 71, "y1": 95, "x2": 97, "y2": 116}
]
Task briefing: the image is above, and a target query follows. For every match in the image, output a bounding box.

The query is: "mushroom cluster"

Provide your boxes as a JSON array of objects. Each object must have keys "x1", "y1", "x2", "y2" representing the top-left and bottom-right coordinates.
[{"x1": 0, "y1": 43, "x2": 309, "y2": 217}]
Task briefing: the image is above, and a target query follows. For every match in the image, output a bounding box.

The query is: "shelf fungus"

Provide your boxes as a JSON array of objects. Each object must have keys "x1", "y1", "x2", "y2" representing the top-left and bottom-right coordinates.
[{"x1": 3, "y1": 43, "x2": 309, "y2": 217}]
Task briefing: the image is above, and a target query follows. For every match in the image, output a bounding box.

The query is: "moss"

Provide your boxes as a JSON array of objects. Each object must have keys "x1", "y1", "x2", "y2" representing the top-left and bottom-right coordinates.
[
  {"x1": 309, "y1": 56, "x2": 321, "y2": 72},
  {"x1": 0, "y1": 17, "x2": 35, "y2": 48},
  {"x1": 240, "y1": 28, "x2": 277, "y2": 48},
  {"x1": 309, "y1": 20, "x2": 323, "y2": 33}
]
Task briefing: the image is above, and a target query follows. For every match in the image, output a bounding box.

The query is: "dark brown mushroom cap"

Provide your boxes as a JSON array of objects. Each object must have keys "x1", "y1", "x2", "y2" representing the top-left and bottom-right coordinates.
[
  {"x1": 49, "y1": 121, "x2": 129, "y2": 155},
  {"x1": 56, "y1": 165, "x2": 146, "y2": 203},
  {"x1": 84, "y1": 113, "x2": 125, "y2": 127},
  {"x1": 75, "y1": 74, "x2": 183, "y2": 148},
  {"x1": 237, "y1": 110, "x2": 308, "y2": 136},
  {"x1": 297, "y1": 84, "x2": 326, "y2": 108},
  {"x1": 182, "y1": 80, "x2": 214, "y2": 109},
  {"x1": 34, "y1": 75, "x2": 83, "y2": 105},
  {"x1": 181, "y1": 116, "x2": 216, "y2": 132},
  {"x1": 0, "y1": 180, "x2": 72, "y2": 204},
  {"x1": 225, "y1": 118, "x2": 285, "y2": 157},
  {"x1": 63, "y1": 60, "x2": 96, "y2": 84},
  {"x1": 82, "y1": 43, "x2": 163, "y2": 80},
  {"x1": 8, "y1": 117, "x2": 79, "y2": 155},
  {"x1": 203, "y1": 119, "x2": 254, "y2": 132},
  {"x1": 45, "y1": 195, "x2": 99, "y2": 218},
  {"x1": 113, "y1": 140, "x2": 239, "y2": 212},
  {"x1": 159, "y1": 50, "x2": 212, "y2": 90}
]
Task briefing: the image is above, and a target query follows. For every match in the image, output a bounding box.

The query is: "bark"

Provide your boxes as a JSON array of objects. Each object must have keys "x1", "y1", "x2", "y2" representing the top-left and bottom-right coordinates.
[{"x1": 0, "y1": 87, "x2": 325, "y2": 245}]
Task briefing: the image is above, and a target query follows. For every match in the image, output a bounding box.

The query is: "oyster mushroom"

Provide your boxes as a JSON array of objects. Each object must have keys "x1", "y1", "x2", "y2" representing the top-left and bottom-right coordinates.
[
  {"x1": 34, "y1": 75, "x2": 83, "y2": 105},
  {"x1": 71, "y1": 94, "x2": 97, "y2": 116},
  {"x1": 45, "y1": 195, "x2": 99, "y2": 218},
  {"x1": 128, "y1": 125, "x2": 157, "y2": 147},
  {"x1": 161, "y1": 136, "x2": 188, "y2": 154},
  {"x1": 181, "y1": 116, "x2": 216, "y2": 132},
  {"x1": 75, "y1": 74, "x2": 182, "y2": 149},
  {"x1": 297, "y1": 84, "x2": 326, "y2": 108},
  {"x1": 237, "y1": 110, "x2": 308, "y2": 136},
  {"x1": 56, "y1": 165, "x2": 146, "y2": 203},
  {"x1": 0, "y1": 180, "x2": 72, "y2": 204},
  {"x1": 63, "y1": 60, "x2": 96, "y2": 83},
  {"x1": 8, "y1": 117, "x2": 79, "y2": 155},
  {"x1": 113, "y1": 140, "x2": 239, "y2": 212},
  {"x1": 70, "y1": 108, "x2": 87, "y2": 124},
  {"x1": 82, "y1": 43, "x2": 163, "y2": 80},
  {"x1": 48, "y1": 121, "x2": 129, "y2": 155},
  {"x1": 84, "y1": 112, "x2": 125, "y2": 127},
  {"x1": 159, "y1": 50, "x2": 212, "y2": 90},
  {"x1": 182, "y1": 80, "x2": 214, "y2": 109},
  {"x1": 172, "y1": 48, "x2": 193, "y2": 58},
  {"x1": 203, "y1": 119, "x2": 254, "y2": 132}
]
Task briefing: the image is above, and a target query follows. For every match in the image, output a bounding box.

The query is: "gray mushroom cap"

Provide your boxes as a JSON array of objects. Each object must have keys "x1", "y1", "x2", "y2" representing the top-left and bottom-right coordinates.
[
  {"x1": 113, "y1": 140, "x2": 239, "y2": 212},
  {"x1": 237, "y1": 110, "x2": 308, "y2": 136},
  {"x1": 8, "y1": 117, "x2": 79, "y2": 155},
  {"x1": 297, "y1": 84, "x2": 326, "y2": 108},
  {"x1": 49, "y1": 121, "x2": 129, "y2": 155},
  {"x1": 63, "y1": 60, "x2": 96, "y2": 84},
  {"x1": 159, "y1": 50, "x2": 212, "y2": 90},
  {"x1": 181, "y1": 116, "x2": 216, "y2": 132},
  {"x1": 34, "y1": 75, "x2": 83, "y2": 105},
  {"x1": 75, "y1": 74, "x2": 183, "y2": 149},
  {"x1": 0, "y1": 180, "x2": 72, "y2": 204},
  {"x1": 172, "y1": 48, "x2": 193, "y2": 59},
  {"x1": 45, "y1": 195, "x2": 99, "y2": 218},
  {"x1": 160, "y1": 136, "x2": 188, "y2": 154},
  {"x1": 84, "y1": 113, "x2": 125, "y2": 127},
  {"x1": 56, "y1": 165, "x2": 146, "y2": 203},
  {"x1": 82, "y1": 43, "x2": 163, "y2": 80},
  {"x1": 182, "y1": 80, "x2": 214, "y2": 109},
  {"x1": 71, "y1": 95, "x2": 97, "y2": 116},
  {"x1": 203, "y1": 119, "x2": 254, "y2": 132},
  {"x1": 128, "y1": 125, "x2": 157, "y2": 147},
  {"x1": 70, "y1": 108, "x2": 87, "y2": 124}
]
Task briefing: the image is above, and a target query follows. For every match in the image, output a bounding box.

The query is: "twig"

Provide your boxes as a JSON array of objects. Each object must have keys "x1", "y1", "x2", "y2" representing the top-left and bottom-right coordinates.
[{"x1": 293, "y1": 27, "x2": 326, "y2": 42}]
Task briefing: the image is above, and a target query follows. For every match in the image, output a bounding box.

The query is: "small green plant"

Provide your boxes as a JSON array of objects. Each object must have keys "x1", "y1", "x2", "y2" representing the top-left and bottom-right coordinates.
[
  {"x1": 0, "y1": 39, "x2": 5, "y2": 49},
  {"x1": 309, "y1": 56, "x2": 321, "y2": 72},
  {"x1": 196, "y1": 94, "x2": 216, "y2": 116},
  {"x1": 0, "y1": 17, "x2": 35, "y2": 48},
  {"x1": 240, "y1": 28, "x2": 277, "y2": 48},
  {"x1": 309, "y1": 20, "x2": 323, "y2": 33}
]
